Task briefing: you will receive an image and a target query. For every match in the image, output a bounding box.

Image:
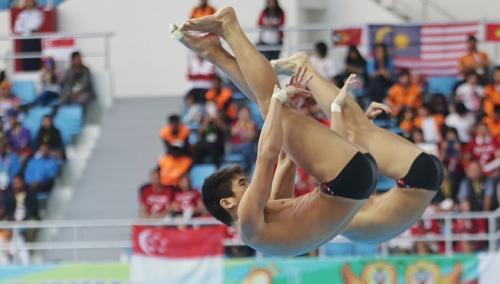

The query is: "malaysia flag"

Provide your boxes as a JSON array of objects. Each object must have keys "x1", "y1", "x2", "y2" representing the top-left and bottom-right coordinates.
[
  {"x1": 130, "y1": 225, "x2": 225, "y2": 284},
  {"x1": 369, "y1": 23, "x2": 480, "y2": 76}
]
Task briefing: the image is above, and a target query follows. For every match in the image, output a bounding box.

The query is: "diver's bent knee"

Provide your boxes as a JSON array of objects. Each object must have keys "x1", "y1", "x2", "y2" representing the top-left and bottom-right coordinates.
[{"x1": 397, "y1": 153, "x2": 444, "y2": 191}]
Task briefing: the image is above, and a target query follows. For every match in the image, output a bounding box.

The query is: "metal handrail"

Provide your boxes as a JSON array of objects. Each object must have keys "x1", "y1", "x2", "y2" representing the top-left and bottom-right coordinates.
[{"x1": 0, "y1": 32, "x2": 113, "y2": 41}]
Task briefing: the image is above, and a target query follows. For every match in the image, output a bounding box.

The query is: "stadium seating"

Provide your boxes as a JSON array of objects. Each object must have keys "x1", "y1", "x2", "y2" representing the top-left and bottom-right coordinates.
[
  {"x1": 324, "y1": 243, "x2": 354, "y2": 256},
  {"x1": 11, "y1": 80, "x2": 37, "y2": 104},
  {"x1": 224, "y1": 153, "x2": 244, "y2": 164},
  {"x1": 427, "y1": 76, "x2": 459, "y2": 97},
  {"x1": 376, "y1": 174, "x2": 397, "y2": 191},
  {"x1": 23, "y1": 106, "x2": 53, "y2": 139},
  {"x1": 189, "y1": 164, "x2": 217, "y2": 190},
  {"x1": 54, "y1": 105, "x2": 83, "y2": 145}
]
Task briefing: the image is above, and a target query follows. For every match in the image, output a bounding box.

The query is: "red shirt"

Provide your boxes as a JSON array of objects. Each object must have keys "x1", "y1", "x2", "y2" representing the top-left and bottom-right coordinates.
[
  {"x1": 174, "y1": 190, "x2": 201, "y2": 213},
  {"x1": 463, "y1": 136, "x2": 499, "y2": 173},
  {"x1": 140, "y1": 184, "x2": 174, "y2": 215}
]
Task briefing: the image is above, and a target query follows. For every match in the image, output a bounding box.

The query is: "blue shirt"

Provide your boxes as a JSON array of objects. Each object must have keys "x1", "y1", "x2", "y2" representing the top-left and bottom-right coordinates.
[
  {"x1": 0, "y1": 152, "x2": 21, "y2": 184},
  {"x1": 24, "y1": 156, "x2": 59, "y2": 184},
  {"x1": 367, "y1": 58, "x2": 395, "y2": 78}
]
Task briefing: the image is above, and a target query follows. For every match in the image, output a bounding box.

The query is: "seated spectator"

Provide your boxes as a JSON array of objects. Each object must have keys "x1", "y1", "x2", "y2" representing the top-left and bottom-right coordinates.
[
  {"x1": 6, "y1": 120, "x2": 31, "y2": 161},
  {"x1": 256, "y1": 0, "x2": 285, "y2": 61},
  {"x1": 159, "y1": 114, "x2": 190, "y2": 155},
  {"x1": 309, "y1": 42, "x2": 336, "y2": 82},
  {"x1": 190, "y1": 0, "x2": 215, "y2": 19},
  {"x1": 172, "y1": 175, "x2": 204, "y2": 218},
  {"x1": 24, "y1": 144, "x2": 60, "y2": 193},
  {"x1": 28, "y1": 57, "x2": 60, "y2": 108},
  {"x1": 458, "y1": 35, "x2": 489, "y2": 82},
  {"x1": 335, "y1": 45, "x2": 368, "y2": 90},
  {"x1": 0, "y1": 82, "x2": 19, "y2": 121},
  {"x1": 439, "y1": 127, "x2": 464, "y2": 199},
  {"x1": 410, "y1": 128, "x2": 439, "y2": 156},
  {"x1": 398, "y1": 107, "x2": 417, "y2": 137},
  {"x1": 456, "y1": 160, "x2": 496, "y2": 252},
  {"x1": 445, "y1": 103, "x2": 476, "y2": 143},
  {"x1": 0, "y1": 119, "x2": 7, "y2": 144},
  {"x1": 205, "y1": 75, "x2": 237, "y2": 123},
  {"x1": 414, "y1": 104, "x2": 444, "y2": 144},
  {"x1": 186, "y1": 54, "x2": 215, "y2": 103},
  {"x1": 367, "y1": 43, "x2": 394, "y2": 102},
  {"x1": 35, "y1": 115, "x2": 64, "y2": 159},
  {"x1": 428, "y1": 93, "x2": 449, "y2": 117},
  {"x1": 139, "y1": 169, "x2": 174, "y2": 219},
  {"x1": 484, "y1": 67, "x2": 500, "y2": 118},
  {"x1": 0, "y1": 141, "x2": 21, "y2": 192},
  {"x1": 60, "y1": 51, "x2": 95, "y2": 108},
  {"x1": 483, "y1": 105, "x2": 500, "y2": 141},
  {"x1": 194, "y1": 114, "x2": 226, "y2": 168},
  {"x1": 230, "y1": 107, "x2": 257, "y2": 174},
  {"x1": 463, "y1": 123, "x2": 499, "y2": 176},
  {"x1": 455, "y1": 71, "x2": 484, "y2": 113},
  {"x1": 158, "y1": 146, "x2": 192, "y2": 186},
  {"x1": 4, "y1": 175, "x2": 39, "y2": 222},
  {"x1": 386, "y1": 68, "x2": 421, "y2": 116},
  {"x1": 182, "y1": 93, "x2": 203, "y2": 125}
]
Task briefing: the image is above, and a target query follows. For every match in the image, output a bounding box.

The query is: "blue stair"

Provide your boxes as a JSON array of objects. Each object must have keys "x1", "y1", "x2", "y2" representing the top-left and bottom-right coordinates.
[{"x1": 54, "y1": 105, "x2": 83, "y2": 145}]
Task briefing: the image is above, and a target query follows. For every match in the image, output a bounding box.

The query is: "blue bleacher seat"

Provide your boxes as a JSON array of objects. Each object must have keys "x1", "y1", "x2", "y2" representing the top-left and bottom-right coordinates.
[
  {"x1": 376, "y1": 174, "x2": 396, "y2": 191},
  {"x1": 54, "y1": 105, "x2": 83, "y2": 145},
  {"x1": 23, "y1": 106, "x2": 52, "y2": 139},
  {"x1": 224, "y1": 153, "x2": 244, "y2": 164},
  {"x1": 0, "y1": 0, "x2": 10, "y2": 9},
  {"x1": 427, "y1": 76, "x2": 459, "y2": 97},
  {"x1": 188, "y1": 132, "x2": 198, "y2": 145},
  {"x1": 353, "y1": 243, "x2": 379, "y2": 256},
  {"x1": 324, "y1": 243, "x2": 354, "y2": 256},
  {"x1": 11, "y1": 81, "x2": 37, "y2": 104},
  {"x1": 189, "y1": 164, "x2": 217, "y2": 190}
]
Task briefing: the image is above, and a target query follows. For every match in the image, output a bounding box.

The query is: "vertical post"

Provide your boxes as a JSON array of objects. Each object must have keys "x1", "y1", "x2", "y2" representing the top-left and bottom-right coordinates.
[
  {"x1": 489, "y1": 214, "x2": 496, "y2": 252},
  {"x1": 444, "y1": 217, "x2": 453, "y2": 256}
]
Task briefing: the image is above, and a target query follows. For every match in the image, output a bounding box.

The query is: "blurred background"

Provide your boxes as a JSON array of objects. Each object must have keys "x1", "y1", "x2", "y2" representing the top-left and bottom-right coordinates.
[{"x1": 0, "y1": 0, "x2": 499, "y2": 283}]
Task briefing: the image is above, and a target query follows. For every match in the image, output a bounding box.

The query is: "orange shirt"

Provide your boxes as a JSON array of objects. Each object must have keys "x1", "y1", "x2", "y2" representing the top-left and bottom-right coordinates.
[
  {"x1": 399, "y1": 119, "x2": 416, "y2": 134},
  {"x1": 484, "y1": 84, "x2": 500, "y2": 117},
  {"x1": 190, "y1": 5, "x2": 216, "y2": 19},
  {"x1": 205, "y1": 87, "x2": 237, "y2": 120},
  {"x1": 483, "y1": 116, "x2": 500, "y2": 141},
  {"x1": 159, "y1": 124, "x2": 190, "y2": 147},
  {"x1": 387, "y1": 84, "x2": 422, "y2": 115},
  {"x1": 158, "y1": 155, "x2": 193, "y2": 186},
  {"x1": 459, "y1": 51, "x2": 489, "y2": 74}
]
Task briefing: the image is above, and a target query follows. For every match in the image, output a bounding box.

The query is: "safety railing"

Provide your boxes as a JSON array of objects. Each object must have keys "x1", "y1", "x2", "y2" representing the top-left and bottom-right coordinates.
[{"x1": 0, "y1": 208, "x2": 498, "y2": 262}]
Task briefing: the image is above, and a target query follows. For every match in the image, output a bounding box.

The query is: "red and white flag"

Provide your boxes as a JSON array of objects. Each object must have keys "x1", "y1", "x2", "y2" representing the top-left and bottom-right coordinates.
[{"x1": 130, "y1": 225, "x2": 225, "y2": 284}]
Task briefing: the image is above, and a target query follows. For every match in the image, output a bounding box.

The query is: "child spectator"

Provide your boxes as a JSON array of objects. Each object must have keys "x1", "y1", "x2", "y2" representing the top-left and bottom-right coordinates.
[
  {"x1": 159, "y1": 114, "x2": 190, "y2": 155},
  {"x1": 35, "y1": 115, "x2": 64, "y2": 159},
  {"x1": 190, "y1": 0, "x2": 215, "y2": 19},
  {"x1": 483, "y1": 67, "x2": 500, "y2": 118},
  {"x1": 458, "y1": 35, "x2": 489, "y2": 81},
  {"x1": 386, "y1": 68, "x2": 422, "y2": 116},
  {"x1": 186, "y1": 54, "x2": 215, "y2": 103},
  {"x1": 445, "y1": 103, "x2": 476, "y2": 143},
  {"x1": 139, "y1": 169, "x2": 174, "y2": 219},
  {"x1": 455, "y1": 71, "x2": 484, "y2": 113},
  {"x1": 60, "y1": 51, "x2": 95, "y2": 108},
  {"x1": 172, "y1": 175, "x2": 204, "y2": 218},
  {"x1": 182, "y1": 93, "x2": 203, "y2": 126},
  {"x1": 414, "y1": 104, "x2": 444, "y2": 144},
  {"x1": 463, "y1": 123, "x2": 499, "y2": 176},
  {"x1": 194, "y1": 114, "x2": 226, "y2": 168},
  {"x1": 205, "y1": 75, "x2": 237, "y2": 123},
  {"x1": 158, "y1": 147, "x2": 192, "y2": 187},
  {"x1": 230, "y1": 107, "x2": 258, "y2": 174},
  {"x1": 367, "y1": 43, "x2": 394, "y2": 102},
  {"x1": 309, "y1": 42, "x2": 336, "y2": 82},
  {"x1": 257, "y1": 0, "x2": 285, "y2": 60},
  {"x1": 23, "y1": 144, "x2": 60, "y2": 194},
  {"x1": 0, "y1": 141, "x2": 21, "y2": 192}
]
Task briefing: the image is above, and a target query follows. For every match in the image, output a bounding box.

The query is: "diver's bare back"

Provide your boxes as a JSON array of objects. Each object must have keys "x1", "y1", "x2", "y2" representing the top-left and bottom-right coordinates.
[{"x1": 239, "y1": 187, "x2": 353, "y2": 256}]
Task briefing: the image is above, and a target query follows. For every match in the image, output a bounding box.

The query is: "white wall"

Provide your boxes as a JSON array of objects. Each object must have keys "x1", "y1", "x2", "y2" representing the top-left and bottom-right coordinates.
[{"x1": 0, "y1": 10, "x2": 11, "y2": 71}]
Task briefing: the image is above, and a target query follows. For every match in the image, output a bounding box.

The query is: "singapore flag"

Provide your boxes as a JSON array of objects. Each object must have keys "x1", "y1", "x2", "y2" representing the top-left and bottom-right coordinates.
[{"x1": 130, "y1": 225, "x2": 225, "y2": 284}]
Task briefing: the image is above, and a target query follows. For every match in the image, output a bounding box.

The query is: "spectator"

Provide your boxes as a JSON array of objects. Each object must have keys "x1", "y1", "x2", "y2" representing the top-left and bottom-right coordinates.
[
  {"x1": 35, "y1": 115, "x2": 64, "y2": 159},
  {"x1": 309, "y1": 42, "x2": 336, "y2": 82},
  {"x1": 13, "y1": 0, "x2": 43, "y2": 71},
  {"x1": 458, "y1": 35, "x2": 489, "y2": 82},
  {"x1": 159, "y1": 114, "x2": 190, "y2": 155},
  {"x1": 398, "y1": 107, "x2": 417, "y2": 137},
  {"x1": 60, "y1": 51, "x2": 95, "y2": 108},
  {"x1": 455, "y1": 71, "x2": 484, "y2": 113},
  {"x1": 257, "y1": 0, "x2": 285, "y2": 60},
  {"x1": 158, "y1": 146, "x2": 192, "y2": 186},
  {"x1": 445, "y1": 103, "x2": 476, "y2": 143},
  {"x1": 439, "y1": 127, "x2": 464, "y2": 199},
  {"x1": 463, "y1": 123, "x2": 499, "y2": 176},
  {"x1": 230, "y1": 107, "x2": 258, "y2": 174},
  {"x1": 414, "y1": 104, "x2": 444, "y2": 144},
  {"x1": 339, "y1": 45, "x2": 368, "y2": 88},
  {"x1": 182, "y1": 92, "x2": 203, "y2": 126},
  {"x1": 186, "y1": 54, "x2": 216, "y2": 103},
  {"x1": 0, "y1": 141, "x2": 21, "y2": 192},
  {"x1": 410, "y1": 128, "x2": 439, "y2": 156},
  {"x1": 483, "y1": 67, "x2": 500, "y2": 118},
  {"x1": 205, "y1": 75, "x2": 237, "y2": 123},
  {"x1": 23, "y1": 144, "x2": 60, "y2": 194},
  {"x1": 190, "y1": 0, "x2": 215, "y2": 19},
  {"x1": 0, "y1": 119, "x2": 7, "y2": 144},
  {"x1": 483, "y1": 105, "x2": 500, "y2": 141},
  {"x1": 0, "y1": 84, "x2": 20, "y2": 121},
  {"x1": 139, "y1": 169, "x2": 174, "y2": 219},
  {"x1": 4, "y1": 175, "x2": 39, "y2": 222},
  {"x1": 26, "y1": 57, "x2": 61, "y2": 108},
  {"x1": 194, "y1": 114, "x2": 226, "y2": 168},
  {"x1": 367, "y1": 43, "x2": 394, "y2": 102},
  {"x1": 172, "y1": 175, "x2": 204, "y2": 218},
  {"x1": 428, "y1": 93, "x2": 449, "y2": 117},
  {"x1": 386, "y1": 69, "x2": 422, "y2": 116},
  {"x1": 6, "y1": 120, "x2": 31, "y2": 162}
]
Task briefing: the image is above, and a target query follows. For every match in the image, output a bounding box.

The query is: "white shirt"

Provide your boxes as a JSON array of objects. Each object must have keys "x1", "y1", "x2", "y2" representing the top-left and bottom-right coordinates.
[
  {"x1": 445, "y1": 113, "x2": 476, "y2": 142},
  {"x1": 14, "y1": 8, "x2": 44, "y2": 35},
  {"x1": 455, "y1": 83, "x2": 484, "y2": 112},
  {"x1": 187, "y1": 53, "x2": 215, "y2": 89},
  {"x1": 309, "y1": 55, "x2": 336, "y2": 80},
  {"x1": 421, "y1": 117, "x2": 441, "y2": 143}
]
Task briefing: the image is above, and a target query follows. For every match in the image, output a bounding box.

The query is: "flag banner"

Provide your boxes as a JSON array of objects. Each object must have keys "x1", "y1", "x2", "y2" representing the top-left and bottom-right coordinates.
[
  {"x1": 486, "y1": 23, "x2": 500, "y2": 42},
  {"x1": 332, "y1": 28, "x2": 363, "y2": 46},
  {"x1": 130, "y1": 225, "x2": 225, "y2": 284},
  {"x1": 368, "y1": 23, "x2": 480, "y2": 76}
]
